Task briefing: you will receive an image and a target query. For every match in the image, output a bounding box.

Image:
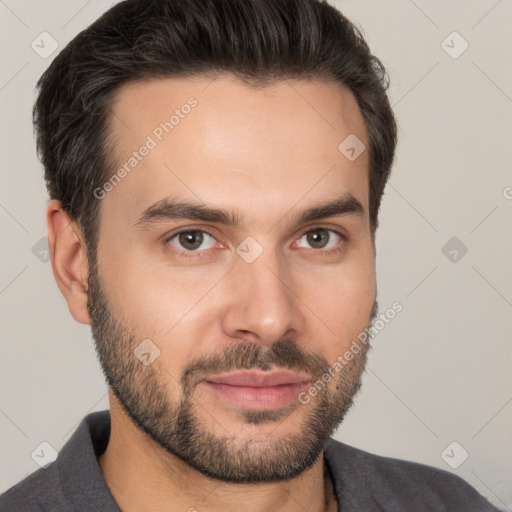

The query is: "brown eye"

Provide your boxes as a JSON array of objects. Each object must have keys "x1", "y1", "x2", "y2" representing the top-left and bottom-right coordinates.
[
  {"x1": 168, "y1": 230, "x2": 216, "y2": 252},
  {"x1": 307, "y1": 229, "x2": 329, "y2": 249},
  {"x1": 297, "y1": 228, "x2": 342, "y2": 250}
]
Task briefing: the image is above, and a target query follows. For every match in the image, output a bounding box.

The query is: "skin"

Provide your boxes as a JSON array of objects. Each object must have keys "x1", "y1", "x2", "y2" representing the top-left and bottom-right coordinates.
[{"x1": 47, "y1": 74, "x2": 376, "y2": 512}]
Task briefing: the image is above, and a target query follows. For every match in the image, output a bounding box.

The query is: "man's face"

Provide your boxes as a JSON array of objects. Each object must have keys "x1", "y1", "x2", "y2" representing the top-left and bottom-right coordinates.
[{"x1": 88, "y1": 75, "x2": 376, "y2": 482}]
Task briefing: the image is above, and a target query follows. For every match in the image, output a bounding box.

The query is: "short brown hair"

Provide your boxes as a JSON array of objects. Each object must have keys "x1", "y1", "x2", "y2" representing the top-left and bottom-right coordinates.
[{"x1": 34, "y1": 0, "x2": 397, "y2": 262}]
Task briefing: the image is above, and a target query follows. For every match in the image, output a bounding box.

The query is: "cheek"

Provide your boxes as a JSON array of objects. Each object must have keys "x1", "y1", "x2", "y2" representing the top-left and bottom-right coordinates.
[
  {"x1": 297, "y1": 257, "x2": 375, "y2": 351},
  {"x1": 105, "y1": 261, "x2": 221, "y2": 373},
  {"x1": 117, "y1": 272, "x2": 203, "y2": 339},
  {"x1": 98, "y1": 237, "x2": 211, "y2": 329}
]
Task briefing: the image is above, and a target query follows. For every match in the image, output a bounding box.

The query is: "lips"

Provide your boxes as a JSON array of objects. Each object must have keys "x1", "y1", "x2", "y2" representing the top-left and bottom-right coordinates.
[
  {"x1": 200, "y1": 369, "x2": 313, "y2": 410},
  {"x1": 204, "y1": 370, "x2": 312, "y2": 387}
]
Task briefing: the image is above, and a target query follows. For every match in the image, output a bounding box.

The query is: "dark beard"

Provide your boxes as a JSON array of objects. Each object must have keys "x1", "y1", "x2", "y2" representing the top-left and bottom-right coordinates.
[{"x1": 87, "y1": 257, "x2": 377, "y2": 483}]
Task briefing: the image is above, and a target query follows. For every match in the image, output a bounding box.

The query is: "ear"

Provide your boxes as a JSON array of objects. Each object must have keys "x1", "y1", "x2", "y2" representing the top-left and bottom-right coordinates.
[{"x1": 47, "y1": 199, "x2": 91, "y2": 325}]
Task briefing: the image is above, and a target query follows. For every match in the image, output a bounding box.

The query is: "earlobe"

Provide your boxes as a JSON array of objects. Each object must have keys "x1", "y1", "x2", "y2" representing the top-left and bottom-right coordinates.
[{"x1": 46, "y1": 199, "x2": 91, "y2": 325}]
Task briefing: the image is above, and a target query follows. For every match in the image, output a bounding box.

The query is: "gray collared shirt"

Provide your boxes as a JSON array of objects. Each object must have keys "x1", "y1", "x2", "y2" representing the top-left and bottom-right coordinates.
[{"x1": 0, "y1": 410, "x2": 501, "y2": 511}]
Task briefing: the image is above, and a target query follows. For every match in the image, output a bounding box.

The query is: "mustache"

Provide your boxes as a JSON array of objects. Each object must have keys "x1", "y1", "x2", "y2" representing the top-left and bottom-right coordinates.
[
  {"x1": 181, "y1": 338, "x2": 331, "y2": 393},
  {"x1": 180, "y1": 298, "x2": 379, "y2": 393}
]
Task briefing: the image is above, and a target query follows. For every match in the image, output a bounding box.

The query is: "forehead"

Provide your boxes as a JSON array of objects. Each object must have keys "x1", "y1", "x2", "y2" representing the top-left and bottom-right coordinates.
[{"x1": 102, "y1": 74, "x2": 370, "y2": 228}]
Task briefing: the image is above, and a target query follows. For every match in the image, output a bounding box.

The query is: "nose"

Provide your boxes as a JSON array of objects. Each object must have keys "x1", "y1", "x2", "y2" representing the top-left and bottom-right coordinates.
[{"x1": 220, "y1": 247, "x2": 305, "y2": 346}]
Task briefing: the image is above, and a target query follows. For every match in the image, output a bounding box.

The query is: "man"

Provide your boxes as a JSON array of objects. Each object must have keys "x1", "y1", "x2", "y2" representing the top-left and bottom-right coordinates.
[{"x1": 0, "y1": 0, "x2": 501, "y2": 510}]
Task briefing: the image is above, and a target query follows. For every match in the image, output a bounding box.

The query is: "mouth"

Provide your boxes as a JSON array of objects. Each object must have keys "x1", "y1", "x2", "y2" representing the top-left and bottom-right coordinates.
[{"x1": 200, "y1": 370, "x2": 312, "y2": 410}]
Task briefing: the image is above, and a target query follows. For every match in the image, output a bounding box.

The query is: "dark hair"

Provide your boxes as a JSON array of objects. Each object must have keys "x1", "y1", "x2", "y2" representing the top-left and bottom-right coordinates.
[{"x1": 34, "y1": 0, "x2": 397, "y2": 261}]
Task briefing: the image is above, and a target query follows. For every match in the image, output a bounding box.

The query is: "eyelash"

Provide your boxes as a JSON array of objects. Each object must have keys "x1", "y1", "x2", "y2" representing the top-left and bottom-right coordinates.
[{"x1": 163, "y1": 226, "x2": 347, "y2": 259}]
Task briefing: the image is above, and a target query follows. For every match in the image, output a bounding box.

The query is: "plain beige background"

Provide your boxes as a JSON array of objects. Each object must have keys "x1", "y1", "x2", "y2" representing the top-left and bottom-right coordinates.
[{"x1": 1, "y1": 0, "x2": 511, "y2": 509}]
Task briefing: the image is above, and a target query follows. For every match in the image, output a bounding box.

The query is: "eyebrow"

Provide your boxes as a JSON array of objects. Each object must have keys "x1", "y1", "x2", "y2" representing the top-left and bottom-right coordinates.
[{"x1": 134, "y1": 193, "x2": 365, "y2": 229}]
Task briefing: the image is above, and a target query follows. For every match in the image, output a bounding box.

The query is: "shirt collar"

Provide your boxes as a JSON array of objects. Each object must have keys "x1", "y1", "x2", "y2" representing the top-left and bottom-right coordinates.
[{"x1": 58, "y1": 409, "x2": 343, "y2": 511}]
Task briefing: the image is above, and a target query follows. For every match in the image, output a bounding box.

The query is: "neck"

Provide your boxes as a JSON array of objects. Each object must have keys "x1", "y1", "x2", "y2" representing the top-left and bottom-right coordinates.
[{"x1": 98, "y1": 396, "x2": 337, "y2": 512}]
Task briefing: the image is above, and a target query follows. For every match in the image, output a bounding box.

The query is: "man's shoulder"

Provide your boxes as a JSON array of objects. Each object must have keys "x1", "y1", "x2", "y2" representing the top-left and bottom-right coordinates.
[
  {"x1": 0, "y1": 461, "x2": 68, "y2": 511},
  {"x1": 0, "y1": 410, "x2": 114, "y2": 512},
  {"x1": 325, "y1": 436, "x2": 465, "y2": 481},
  {"x1": 324, "y1": 438, "x2": 501, "y2": 511}
]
